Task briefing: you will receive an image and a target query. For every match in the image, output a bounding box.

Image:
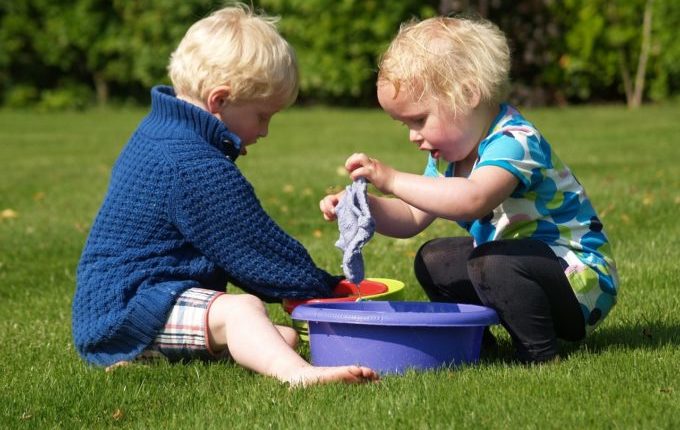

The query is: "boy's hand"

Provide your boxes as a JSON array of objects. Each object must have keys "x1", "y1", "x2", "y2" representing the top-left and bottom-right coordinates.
[
  {"x1": 345, "y1": 153, "x2": 396, "y2": 194},
  {"x1": 319, "y1": 190, "x2": 345, "y2": 221}
]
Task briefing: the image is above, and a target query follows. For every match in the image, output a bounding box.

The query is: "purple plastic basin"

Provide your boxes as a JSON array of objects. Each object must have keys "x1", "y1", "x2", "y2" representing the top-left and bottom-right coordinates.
[{"x1": 291, "y1": 301, "x2": 499, "y2": 374}]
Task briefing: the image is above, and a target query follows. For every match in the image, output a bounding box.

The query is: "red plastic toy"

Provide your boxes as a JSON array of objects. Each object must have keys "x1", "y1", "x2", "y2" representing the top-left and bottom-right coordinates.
[{"x1": 282, "y1": 279, "x2": 388, "y2": 314}]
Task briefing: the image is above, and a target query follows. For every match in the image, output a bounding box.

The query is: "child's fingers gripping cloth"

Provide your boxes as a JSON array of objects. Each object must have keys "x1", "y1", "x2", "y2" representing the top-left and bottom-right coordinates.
[{"x1": 335, "y1": 178, "x2": 375, "y2": 285}]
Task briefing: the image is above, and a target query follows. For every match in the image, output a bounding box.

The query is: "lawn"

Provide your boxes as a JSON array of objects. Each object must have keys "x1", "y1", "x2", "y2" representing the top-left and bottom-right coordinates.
[{"x1": 1, "y1": 102, "x2": 679, "y2": 429}]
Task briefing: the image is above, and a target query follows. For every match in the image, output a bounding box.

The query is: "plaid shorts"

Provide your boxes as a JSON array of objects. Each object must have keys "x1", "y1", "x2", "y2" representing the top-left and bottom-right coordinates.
[{"x1": 138, "y1": 287, "x2": 229, "y2": 362}]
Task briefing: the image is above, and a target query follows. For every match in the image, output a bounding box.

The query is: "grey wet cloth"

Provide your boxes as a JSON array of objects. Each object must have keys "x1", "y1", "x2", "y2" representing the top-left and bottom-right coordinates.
[{"x1": 335, "y1": 178, "x2": 375, "y2": 284}]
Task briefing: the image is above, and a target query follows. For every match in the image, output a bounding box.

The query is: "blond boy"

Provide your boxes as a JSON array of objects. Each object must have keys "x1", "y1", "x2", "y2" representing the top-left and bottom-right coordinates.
[{"x1": 73, "y1": 4, "x2": 378, "y2": 386}]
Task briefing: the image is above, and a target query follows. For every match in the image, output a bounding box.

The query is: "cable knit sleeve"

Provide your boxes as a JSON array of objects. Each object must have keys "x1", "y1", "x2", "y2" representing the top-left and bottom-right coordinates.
[{"x1": 170, "y1": 156, "x2": 335, "y2": 300}]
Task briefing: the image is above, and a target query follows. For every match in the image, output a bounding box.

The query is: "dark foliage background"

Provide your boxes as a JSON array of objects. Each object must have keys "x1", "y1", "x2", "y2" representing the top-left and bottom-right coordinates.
[{"x1": 1, "y1": 0, "x2": 678, "y2": 109}]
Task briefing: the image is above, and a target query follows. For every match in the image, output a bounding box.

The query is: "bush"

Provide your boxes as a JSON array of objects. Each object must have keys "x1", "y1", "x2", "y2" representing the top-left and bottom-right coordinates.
[
  {"x1": 4, "y1": 85, "x2": 39, "y2": 108},
  {"x1": 258, "y1": 0, "x2": 438, "y2": 105},
  {"x1": 36, "y1": 83, "x2": 93, "y2": 111}
]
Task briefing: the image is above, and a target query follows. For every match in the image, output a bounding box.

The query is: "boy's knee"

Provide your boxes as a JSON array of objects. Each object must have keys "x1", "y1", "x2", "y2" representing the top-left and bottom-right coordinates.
[
  {"x1": 233, "y1": 293, "x2": 267, "y2": 314},
  {"x1": 212, "y1": 293, "x2": 267, "y2": 319}
]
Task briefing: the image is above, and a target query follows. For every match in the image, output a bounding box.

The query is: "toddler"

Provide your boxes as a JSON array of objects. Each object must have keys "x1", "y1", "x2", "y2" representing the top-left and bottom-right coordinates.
[
  {"x1": 320, "y1": 16, "x2": 619, "y2": 363},
  {"x1": 72, "y1": 4, "x2": 378, "y2": 386}
]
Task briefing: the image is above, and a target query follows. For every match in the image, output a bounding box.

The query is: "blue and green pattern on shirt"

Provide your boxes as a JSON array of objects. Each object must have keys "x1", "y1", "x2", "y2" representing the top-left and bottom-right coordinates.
[{"x1": 423, "y1": 104, "x2": 618, "y2": 333}]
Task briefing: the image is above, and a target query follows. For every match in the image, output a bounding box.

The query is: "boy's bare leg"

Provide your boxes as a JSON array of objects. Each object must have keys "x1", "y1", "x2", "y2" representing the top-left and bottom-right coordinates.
[
  {"x1": 208, "y1": 294, "x2": 379, "y2": 387},
  {"x1": 274, "y1": 324, "x2": 298, "y2": 349}
]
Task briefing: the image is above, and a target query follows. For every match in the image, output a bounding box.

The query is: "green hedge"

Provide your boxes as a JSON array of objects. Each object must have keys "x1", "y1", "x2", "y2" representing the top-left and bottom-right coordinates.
[{"x1": 1, "y1": 0, "x2": 678, "y2": 108}]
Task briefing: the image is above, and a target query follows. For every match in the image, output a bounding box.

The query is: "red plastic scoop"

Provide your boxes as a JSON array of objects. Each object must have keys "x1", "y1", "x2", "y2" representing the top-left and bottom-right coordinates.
[{"x1": 282, "y1": 279, "x2": 388, "y2": 314}]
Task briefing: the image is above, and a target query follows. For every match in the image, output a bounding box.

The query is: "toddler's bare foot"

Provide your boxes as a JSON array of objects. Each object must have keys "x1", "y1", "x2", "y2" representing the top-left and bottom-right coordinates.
[
  {"x1": 286, "y1": 365, "x2": 379, "y2": 387},
  {"x1": 105, "y1": 361, "x2": 131, "y2": 372}
]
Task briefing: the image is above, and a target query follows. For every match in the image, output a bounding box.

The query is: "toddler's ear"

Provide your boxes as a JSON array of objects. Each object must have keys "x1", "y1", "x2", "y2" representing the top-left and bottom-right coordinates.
[
  {"x1": 206, "y1": 85, "x2": 232, "y2": 114},
  {"x1": 462, "y1": 80, "x2": 481, "y2": 110}
]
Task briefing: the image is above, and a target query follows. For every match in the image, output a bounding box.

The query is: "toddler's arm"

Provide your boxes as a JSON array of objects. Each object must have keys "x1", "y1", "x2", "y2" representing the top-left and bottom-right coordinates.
[
  {"x1": 345, "y1": 153, "x2": 519, "y2": 222},
  {"x1": 320, "y1": 190, "x2": 433, "y2": 238},
  {"x1": 367, "y1": 194, "x2": 434, "y2": 238}
]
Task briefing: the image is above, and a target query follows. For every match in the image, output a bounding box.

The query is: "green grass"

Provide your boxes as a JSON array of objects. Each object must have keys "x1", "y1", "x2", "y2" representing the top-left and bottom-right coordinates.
[{"x1": 1, "y1": 103, "x2": 679, "y2": 429}]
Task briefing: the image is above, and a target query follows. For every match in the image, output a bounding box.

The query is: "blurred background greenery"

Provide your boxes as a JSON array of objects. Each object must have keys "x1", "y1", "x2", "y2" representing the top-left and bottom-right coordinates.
[{"x1": 1, "y1": 0, "x2": 678, "y2": 110}]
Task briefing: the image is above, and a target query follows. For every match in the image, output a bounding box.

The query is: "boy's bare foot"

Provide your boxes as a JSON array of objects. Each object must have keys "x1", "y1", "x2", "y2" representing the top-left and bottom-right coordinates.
[{"x1": 286, "y1": 365, "x2": 379, "y2": 387}]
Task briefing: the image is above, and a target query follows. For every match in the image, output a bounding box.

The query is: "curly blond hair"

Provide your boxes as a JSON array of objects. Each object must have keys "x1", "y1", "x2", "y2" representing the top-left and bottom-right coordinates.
[
  {"x1": 168, "y1": 3, "x2": 298, "y2": 105},
  {"x1": 378, "y1": 16, "x2": 510, "y2": 115}
]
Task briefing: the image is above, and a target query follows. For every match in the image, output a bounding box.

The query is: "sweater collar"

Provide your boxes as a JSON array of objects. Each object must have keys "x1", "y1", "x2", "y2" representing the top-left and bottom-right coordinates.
[{"x1": 149, "y1": 85, "x2": 243, "y2": 161}]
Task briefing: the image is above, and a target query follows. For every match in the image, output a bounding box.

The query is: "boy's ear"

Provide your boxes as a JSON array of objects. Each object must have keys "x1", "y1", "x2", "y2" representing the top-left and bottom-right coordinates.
[{"x1": 206, "y1": 85, "x2": 232, "y2": 114}]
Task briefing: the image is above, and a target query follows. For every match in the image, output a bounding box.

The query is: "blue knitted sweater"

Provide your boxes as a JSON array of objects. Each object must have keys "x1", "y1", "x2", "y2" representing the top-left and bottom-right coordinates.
[{"x1": 72, "y1": 86, "x2": 335, "y2": 366}]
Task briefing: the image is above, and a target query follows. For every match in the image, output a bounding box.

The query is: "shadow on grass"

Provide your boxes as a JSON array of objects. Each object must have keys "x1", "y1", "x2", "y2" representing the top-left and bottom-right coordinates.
[
  {"x1": 584, "y1": 321, "x2": 680, "y2": 352},
  {"x1": 477, "y1": 320, "x2": 680, "y2": 366}
]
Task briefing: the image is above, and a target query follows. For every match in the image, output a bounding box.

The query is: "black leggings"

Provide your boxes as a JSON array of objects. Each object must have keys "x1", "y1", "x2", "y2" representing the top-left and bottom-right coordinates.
[{"x1": 414, "y1": 237, "x2": 585, "y2": 362}]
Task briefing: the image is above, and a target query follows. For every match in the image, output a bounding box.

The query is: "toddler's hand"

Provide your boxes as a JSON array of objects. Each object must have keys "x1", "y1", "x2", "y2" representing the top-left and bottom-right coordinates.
[
  {"x1": 345, "y1": 153, "x2": 395, "y2": 194},
  {"x1": 319, "y1": 191, "x2": 344, "y2": 221}
]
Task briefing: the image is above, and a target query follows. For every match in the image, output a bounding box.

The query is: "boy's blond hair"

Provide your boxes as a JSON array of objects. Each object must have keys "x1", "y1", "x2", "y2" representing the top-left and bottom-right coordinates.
[
  {"x1": 169, "y1": 3, "x2": 298, "y2": 105},
  {"x1": 378, "y1": 16, "x2": 510, "y2": 115}
]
